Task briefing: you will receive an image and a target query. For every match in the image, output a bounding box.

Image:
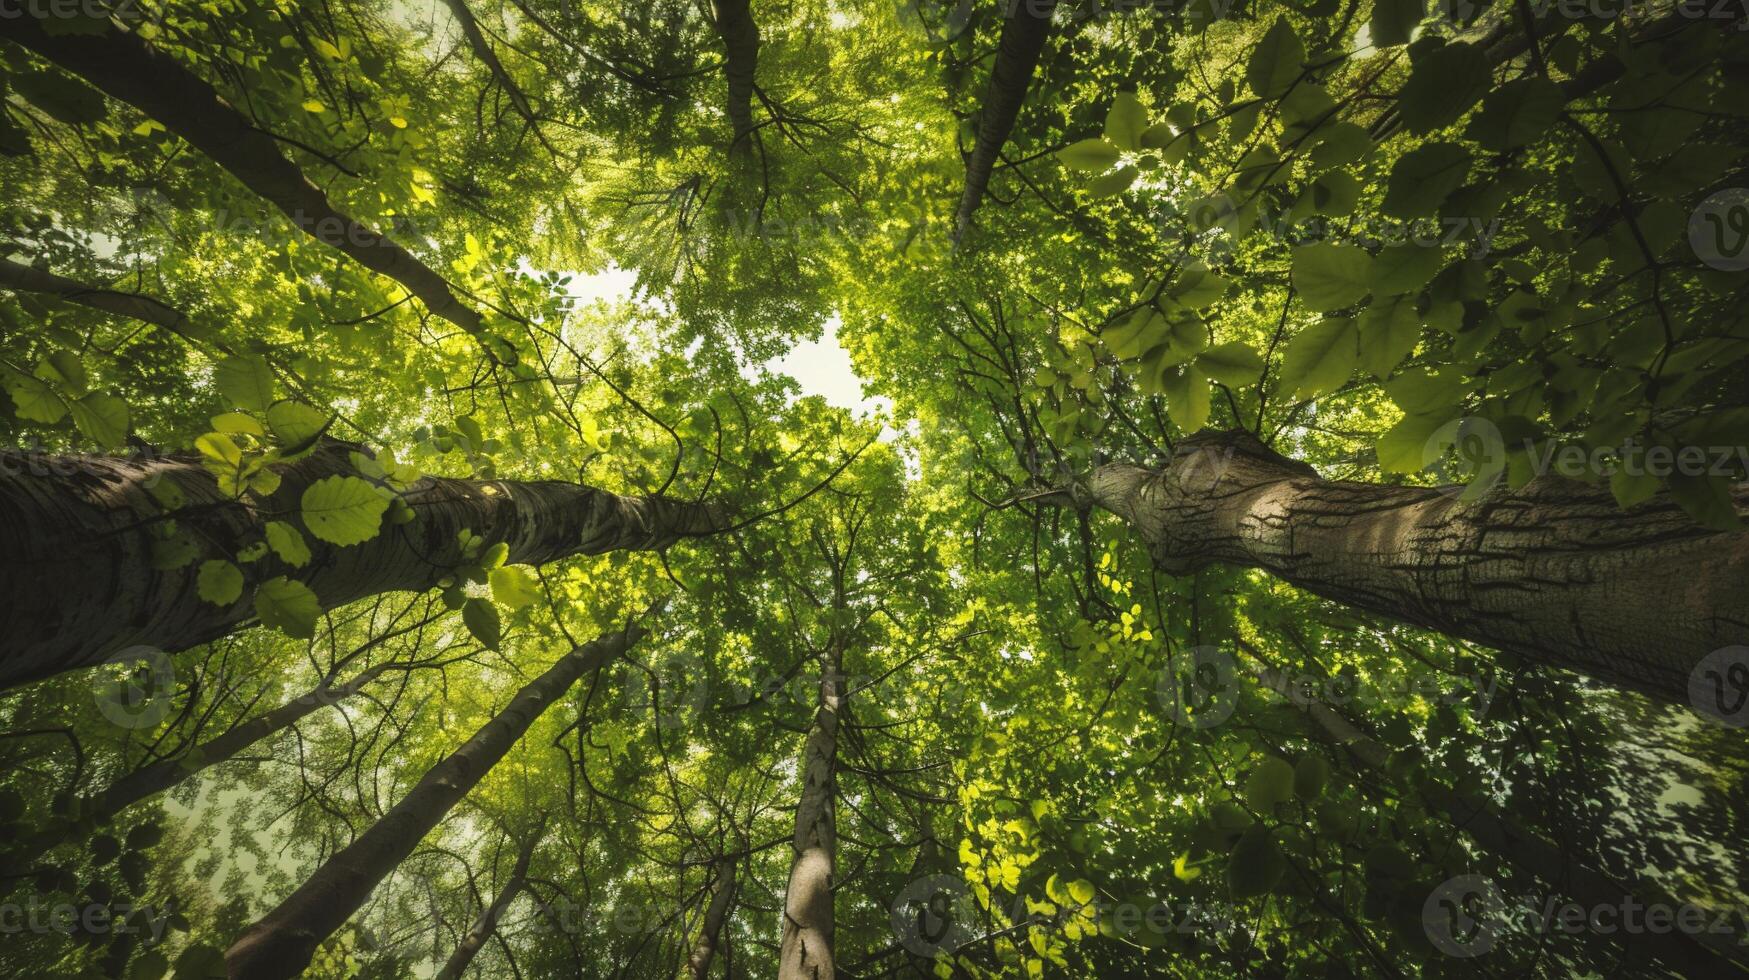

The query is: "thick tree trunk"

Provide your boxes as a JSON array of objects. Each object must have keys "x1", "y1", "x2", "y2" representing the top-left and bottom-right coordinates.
[
  {"x1": 1084, "y1": 430, "x2": 1749, "y2": 706},
  {"x1": 0, "y1": 441, "x2": 722, "y2": 688},
  {"x1": 435, "y1": 827, "x2": 542, "y2": 980},
  {"x1": 778, "y1": 647, "x2": 842, "y2": 980},
  {"x1": 711, "y1": 0, "x2": 759, "y2": 150},
  {"x1": 225, "y1": 624, "x2": 642, "y2": 980},
  {"x1": 1250, "y1": 658, "x2": 1749, "y2": 974},
  {"x1": 952, "y1": 0, "x2": 1057, "y2": 243},
  {"x1": 0, "y1": 259, "x2": 198, "y2": 341},
  {"x1": 684, "y1": 855, "x2": 738, "y2": 979},
  {"x1": 0, "y1": 15, "x2": 486, "y2": 338}
]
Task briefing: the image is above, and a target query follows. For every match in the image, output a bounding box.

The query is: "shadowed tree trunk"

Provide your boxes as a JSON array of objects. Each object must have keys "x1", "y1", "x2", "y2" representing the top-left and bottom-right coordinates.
[
  {"x1": 1248, "y1": 653, "x2": 1749, "y2": 974},
  {"x1": 435, "y1": 824, "x2": 543, "y2": 980},
  {"x1": 952, "y1": 0, "x2": 1057, "y2": 243},
  {"x1": 778, "y1": 644, "x2": 842, "y2": 979},
  {"x1": 0, "y1": 259, "x2": 200, "y2": 342},
  {"x1": 0, "y1": 14, "x2": 487, "y2": 338},
  {"x1": 685, "y1": 854, "x2": 738, "y2": 979},
  {"x1": 711, "y1": 0, "x2": 759, "y2": 151},
  {"x1": 1078, "y1": 429, "x2": 1749, "y2": 707},
  {"x1": 225, "y1": 622, "x2": 645, "y2": 980},
  {"x1": 0, "y1": 442, "x2": 723, "y2": 688}
]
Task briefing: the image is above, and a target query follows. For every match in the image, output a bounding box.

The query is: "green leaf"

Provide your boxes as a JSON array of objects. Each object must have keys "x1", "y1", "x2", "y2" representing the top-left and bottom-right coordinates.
[
  {"x1": 1103, "y1": 92, "x2": 1148, "y2": 152},
  {"x1": 301, "y1": 475, "x2": 389, "y2": 546},
  {"x1": 1610, "y1": 467, "x2": 1661, "y2": 508},
  {"x1": 210, "y1": 411, "x2": 264, "y2": 435},
  {"x1": 2, "y1": 369, "x2": 66, "y2": 423},
  {"x1": 489, "y1": 564, "x2": 541, "y2": 610},
  {"x1": 214, "y1": 355, "x2": 275, "y2": 412},
  {"x1": 1292, "y1": 244, "x2": 1372, "y2": 312},
  {"x1": 1244, "y1": 756, "x2": 1296, "y2": 810},
  {"x1": 1294, "y1": 754, "x2": 1329, "y2": 800},
  {"x1": 1382, "y1": 142, "x2": 1471, "y2": 219},
  {"x1": 264, "y1": 521, "x2": 313, "y2": 567},
  {"x1": 1085, "y1": 164, "x2": 1138, "y2": 198},
  {"x1": 1667, "y1": 473, "x2": 1743, "y2": 531},
  {"x1": 1247, "y1": 16, "x2": 1303, "y2": 100},
  {"x1": 1398, "y1": 42, "x2": 1489, "y2": 135},
  {"x1": 1377, "y1": 411, "x2": 1452, "y2": 474},
  {"x1": 1198, "y1": 342, "x2": 1265, "y2": 387},
  {"x1": 463, "y1": 597, "x2": 502, "y2": 650},
  {"x1": 266, "y1": 400, "x2": 331, "y2": 453},
  {"x1": 1162, "y1": 364, "x2": 1211, "y2": 431},
  {"x1": 1357, "y1": 294, "x2": 1421, "y2": 377},
  {"x1": 1368, "y1": 244, "x2": 1443, "y2": 296},
  {"x1": 1067, "y1": 878, "x2": 1096, "y2": 905},
  {"x1": 1467, "y1": 77, "x2": 1564, "y2": 151},
  {"x1": 36, "y1": 350, "x2": 87, "y2": 394},
  {"x1": 1277, "y1": 317, "x2": 1358, "y2": 399},
  {"x1": 68, "y1": 391, "x2": 128, "y2": 448},
  {"x1": 196, "y1": 560, "x2": 244, "y2": 606},
  {"x1": 1309, "y1": 122, "x2": 1371, "y2": 171},
  {"x1": 255, "y1": 577, "x2": 320, "y2": 639},
  {"x1": 1370, "y1": 0, "x2": 1423, "y2": 47},
  {"x1": 1058, "y1": 138, "x2": 1122, "y2": 173},
  {"x1": 1227, "y1": 826, "x2": 1285, "y2": 899}
]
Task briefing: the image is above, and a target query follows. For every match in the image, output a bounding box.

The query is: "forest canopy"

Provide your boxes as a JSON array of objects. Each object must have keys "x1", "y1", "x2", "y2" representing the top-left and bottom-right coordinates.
[{"x1": 2, "y1": 0, "x2": 1749, "y2": 977}]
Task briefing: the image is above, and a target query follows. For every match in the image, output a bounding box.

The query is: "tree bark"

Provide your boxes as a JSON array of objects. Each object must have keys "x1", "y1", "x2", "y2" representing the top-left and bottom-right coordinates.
[
  {"x1": 434, "y1": 826, "x2": 542, "y2": 980},
  {"x1": 225, "y1": 623, "x2": 642, "y2": 980},
  {"x1": 0, "y1": 15, "x2": 487, "y2": 338},
  {"x1": 1083, "y1": 429, "x2": 1749, "y2": 706},
  {"x1": 684, "y1": 855, "x2": 738, "y2": 979},
  {"x1": 952, "y1": 0, "x2": 1057, "y2": 243},
  {"x1": 1250, "y1": 656, "x2": 1749, "y2": 974},
  {"x1": 0, "y1": 441, "x2": 723, "y2": 688},
  {"x1": 711, "y1": 0, "x2": 759, "y2": 151},
  {"x1": 0, "y1": 259, "x2": 198, "y2": 341},
  {"x1": 777, "y1": 646, "x2": 842, "y2": 979}
]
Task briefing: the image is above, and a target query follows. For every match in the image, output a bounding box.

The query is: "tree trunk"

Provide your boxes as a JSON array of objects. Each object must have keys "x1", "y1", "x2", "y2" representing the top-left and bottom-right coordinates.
[
  {"x1": 1250, "y1": 656, "x2": 1749, "y2": 974},
  {"x1": 711, "y1": 0, "x2": 759, "y2": 150},
  {"x1": 225, "y1": 623, "x2": 643, "y2": 980},
  {"x1": 0, "y1": 15, "x2": 486, "y2": 338},
  {"x1": 0, "y1": 258, "x2": 198, "y2": 342},
  {"x1": 434, "y1": 826, "x2": 542, "y2": 980},
  {"x1": 1083, "y1": 429, "x2": 1749, "y2": 706},
  {"x1": 777, "y1": 647, "x2": 842, "y2": 979},
  {"x1": 0, "y1": 441, "x2": 722, "y2": 688},
  {"x1": 441, "y1": 0, "x2": 539, "y2": 124},
  {"x1": 684, "y1": 855, "x2": 738, "y2": 979},
  {"x1": 952, "y1": 0, "x2": 1057, "y2": 243}
]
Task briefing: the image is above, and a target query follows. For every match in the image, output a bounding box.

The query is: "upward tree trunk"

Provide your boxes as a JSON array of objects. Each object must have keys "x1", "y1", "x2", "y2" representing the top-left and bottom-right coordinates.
[
  {"x1": 952, "y1": 0, "x2": 1057, "y2": 243},
  {"x1": 225, "y1": 623, "x2": 643, "y2": 980},
  {"x1": 711, "y1": 0, "x2": 759, "y2": 151},
  {"x1": 778, "y1": 647, "x2": 842, "y2": 979},
  {"x1": 1082, "y1": 429, "x2": 1749, "y2": 706},
  {"x1": 441, "y1": 0, "x2": 539, "y2": 124},
  {"x1": 0, "y1": 442, "x2": 723, "y2": 688},
  {"x1": 0, "y1": 14, "x2": 487, "y2": 338},
  {"x1": 434, "y1": 825, "x2": 543, "y2": 980},
  {"x1": 1249, "y1": 655, "x2": 1749, "y2": 974},
  {"x1": 684, "y1": 855, "x2": 738, "y2": 979}
]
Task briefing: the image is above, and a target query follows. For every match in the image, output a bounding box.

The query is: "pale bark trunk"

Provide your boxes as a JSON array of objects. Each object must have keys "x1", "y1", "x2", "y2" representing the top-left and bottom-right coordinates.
[
  {"x1": 0, "y1": 441, "x2": 722, "y2": 688},
  {"x1": 952, "y1": 0, "x2": 1057, "y2": 243},
  {"x1": 777, "y1": 648, "x2": 842, "y2": 979},
  {"x1": 684, "y1": 855, "x2": 738, "y2": 979},
  {"x1": 1085, "y1": 430, "x2": 1749, "y2": 705},
  {"x1": 0, "y1": 15, "x2": 486, "y2": 337},
  {"x1": 225, "y1": 624, "x2": 642, "y2": 980},
  {"x1": 434, "y1": 828, "x2": 541, "y2": 980},
  {"x1": 711, "y1": 0, "x2": 759, "y2": 150},
  {"x1": 1251, "y1": 659, "x2": 1749, "y2": 974}
]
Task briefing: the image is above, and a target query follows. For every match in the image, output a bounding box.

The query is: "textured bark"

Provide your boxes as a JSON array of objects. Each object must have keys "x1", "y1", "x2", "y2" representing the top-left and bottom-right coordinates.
[
  {"x1": 0, "y1": 441, "x2": 724, "y2": 688},
  {"x1": 0, "y1": 15, "x2": 485, "y2": 337},
  {"x1": 434, "y1": 827, "x2": 542, "y2": 980},
  {"x1": 685, "y1": 855, "x2": 738, "y2": 979},
  {"x1": 711, "y1": 0, "x2": 760, "y2": 150},
  {"x1": 226, "y1": 625, "x2": 641, "y2": 980},
  {"x1": 952, "y1": 0, "x2": 1057, "y2": 243},
  {"x1": 1085, "y1": 430, "x2": 1749, "y2": 705},
  {"x1": 87, "y1": 663, "x2": 390, "y2": 823},
  {"x1": 1252, "y1": 660, "x2": 1749, "y2": 974},
  {"x1": 778, "y1": 649, "x2": 842, "y2": 979},
  {"x1": 0, "y1": 259, "x2": 197, "y2": 340}
]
